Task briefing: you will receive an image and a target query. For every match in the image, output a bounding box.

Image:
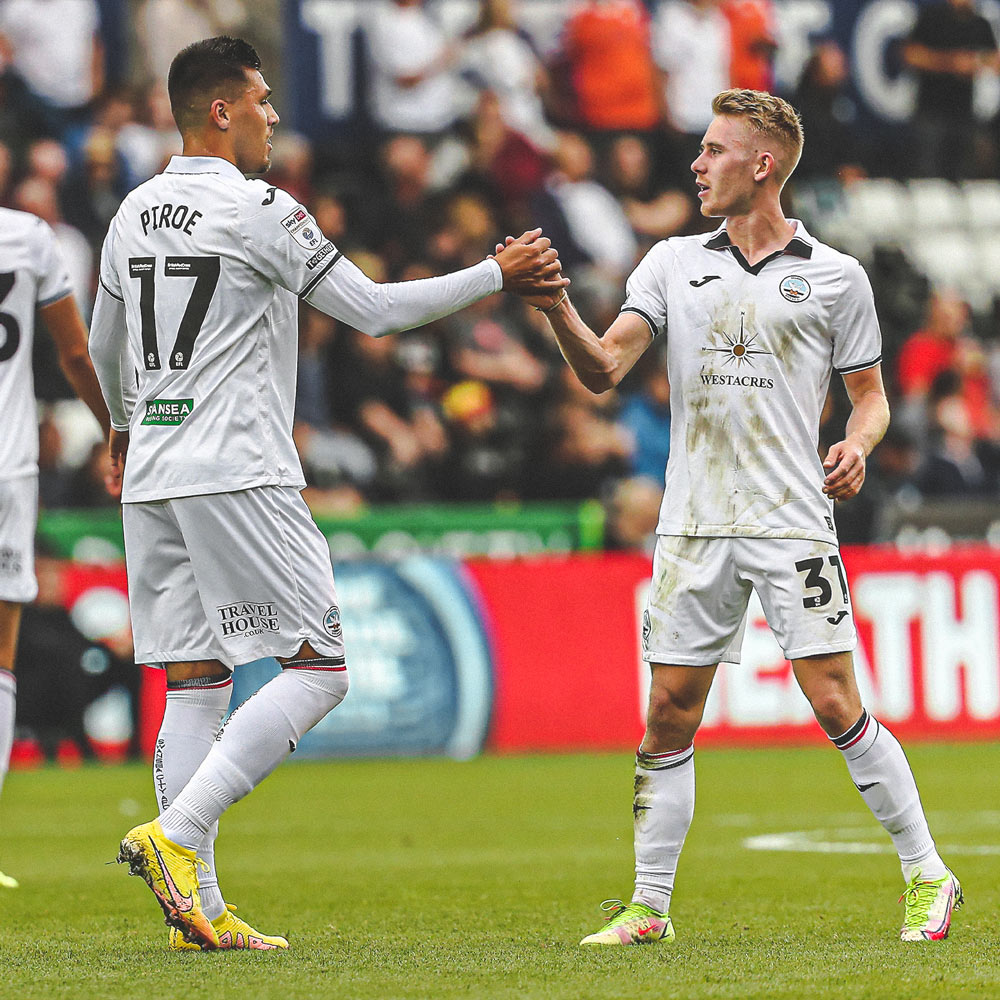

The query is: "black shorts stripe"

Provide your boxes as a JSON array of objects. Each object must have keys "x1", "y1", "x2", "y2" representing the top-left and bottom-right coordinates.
[
  {"x1": 621, "y1": 306, "x2": 659, "y2": 337},
  {"x1": 99, "y1": 277, "x2": 125, "y2": 302},
  {"x1": 836, "y1": 355, "x2": 881, "y2": 375},
  {"x1": 300, "y1": 251, "x2": 343, "y2": 299}
]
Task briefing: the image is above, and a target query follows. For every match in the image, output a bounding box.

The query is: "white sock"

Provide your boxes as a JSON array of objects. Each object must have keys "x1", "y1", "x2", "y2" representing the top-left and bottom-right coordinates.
[
  {"x1": 0, "y1": 670, "x2": 15, "y2": 802},
  {"x1": 832, "y1": 710, "x2": 946, "y2": 882},
  {"x1": 156, "y1": 675, "x2": 232, "y2": 920},
  {"x1": 159, "y1": 660, "x2": 349, "y2": 850},
  {"x1": 631, "y1": 744, "x2": 695, "y2": 915}
]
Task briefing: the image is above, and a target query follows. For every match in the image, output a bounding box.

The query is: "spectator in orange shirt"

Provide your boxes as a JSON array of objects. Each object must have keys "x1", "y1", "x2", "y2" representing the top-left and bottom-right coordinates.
[
  {"x1": 896, "y1": 289, "x2": 997, "y2": 442},
  {"x1": 558, "y1": 0, "x2": 663, "y2": 133},
  {"x1": 722, "y1": 0, "x2": 777, "y2": 92}
]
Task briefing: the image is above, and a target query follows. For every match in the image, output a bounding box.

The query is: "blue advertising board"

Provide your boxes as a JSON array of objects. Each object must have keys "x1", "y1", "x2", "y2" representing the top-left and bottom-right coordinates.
[
  {"x1": 228, "y1": 557, "x2": 493, "y2": 759},
  {"x1": 284, "y1": 0, "x2": 1000, "y2": 137}
]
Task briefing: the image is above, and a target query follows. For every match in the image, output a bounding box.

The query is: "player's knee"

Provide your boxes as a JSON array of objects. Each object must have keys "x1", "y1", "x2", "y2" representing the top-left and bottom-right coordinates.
[
  {"x1": 809, "y1": 689, "x2": 857, "y2": 736},
  {"x1": 645, "y1": 686, "x2": 700, "y2": 742}
]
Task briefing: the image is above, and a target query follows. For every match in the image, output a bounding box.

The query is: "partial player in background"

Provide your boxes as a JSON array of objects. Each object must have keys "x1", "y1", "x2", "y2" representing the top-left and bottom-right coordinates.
[
  {"x1": 89, "y1": 36, "x2": 566, "y2": 951},
  {"x1": 0, "y1": 207, "x2": 112, "y2": 888},
  {"x1": 508, "y1": 89, "x2": 960, "y2": 945}
]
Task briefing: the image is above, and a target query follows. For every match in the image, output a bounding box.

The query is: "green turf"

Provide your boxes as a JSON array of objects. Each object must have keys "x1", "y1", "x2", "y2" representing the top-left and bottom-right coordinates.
[{"x1": 0, "y1": 744, "x2": 997, "y2": 1000}]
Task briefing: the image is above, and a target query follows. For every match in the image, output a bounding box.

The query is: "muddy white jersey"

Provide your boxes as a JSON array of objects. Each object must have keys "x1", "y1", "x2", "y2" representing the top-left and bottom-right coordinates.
[
  {"x1": 0, "y1": 208, "x2": 72, "y2": 481},
  {"x1": 620, "y1": 221, "x2": 881, "y2": 545},
  {"x1": 93, "y1": 155, "x2": 502, "y2": 503}
]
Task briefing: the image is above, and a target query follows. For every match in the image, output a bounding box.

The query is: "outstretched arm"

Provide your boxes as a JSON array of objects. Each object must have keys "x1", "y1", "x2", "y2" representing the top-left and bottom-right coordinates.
[
  {"x1": 822, "y1": 364, "x2": 890, "y2": 501},
  {"x1": 304, "y1": 230, "x2": 566, "y2": 338}
]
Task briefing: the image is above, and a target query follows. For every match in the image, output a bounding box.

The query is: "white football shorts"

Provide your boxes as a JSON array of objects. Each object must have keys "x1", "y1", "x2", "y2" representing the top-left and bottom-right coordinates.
[
  {"x1": 123, "y1": 485, "x2": 345, "y2": 670},
  {"x1": 642, "y1": 534, "x2": 857, "y2": 666},
  {"x1": 0, "y1": 475, "x2": 38, "y2": 603}
]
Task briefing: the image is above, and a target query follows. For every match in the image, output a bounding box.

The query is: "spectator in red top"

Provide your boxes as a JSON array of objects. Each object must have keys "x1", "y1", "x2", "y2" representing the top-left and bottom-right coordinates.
[
  {"x1": 558, "y1": 0, "x2": 663, "y2": 133},
  {"x1": 722, "y1": 0, "x2": 777, "y2": 92},
  {"x1": 896, "y1": 289, "x2": 996, "y2": 441}
]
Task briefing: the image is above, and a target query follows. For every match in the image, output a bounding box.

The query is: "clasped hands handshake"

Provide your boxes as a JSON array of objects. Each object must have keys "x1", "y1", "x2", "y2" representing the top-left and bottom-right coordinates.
[{"x1": 491, "y1": 229, "x2": 569, "y2": 312}]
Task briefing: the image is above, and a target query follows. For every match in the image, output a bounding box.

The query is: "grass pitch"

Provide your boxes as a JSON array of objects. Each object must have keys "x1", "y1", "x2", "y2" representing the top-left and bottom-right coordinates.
[{"x1": 0, "y1": 744, "x2": 997, "y2": 1000}]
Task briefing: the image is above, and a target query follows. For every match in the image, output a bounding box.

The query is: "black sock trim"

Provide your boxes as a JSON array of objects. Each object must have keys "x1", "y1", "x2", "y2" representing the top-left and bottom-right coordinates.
[
  {"x1": 166, "y1": 674, "x2": 232, "y2": 690},
  {"x1": 282, "y1": 656, "x2": 346, "y2": 670},
  {"x1": 636, "y1": 745, "x2": 694, "y2": 771},
  {"x1": 831, "y1": 709, "x2": 869, "y2": 748}
]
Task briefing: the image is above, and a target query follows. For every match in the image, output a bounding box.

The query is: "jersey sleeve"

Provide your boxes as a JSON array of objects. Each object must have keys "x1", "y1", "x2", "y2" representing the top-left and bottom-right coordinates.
[
  {"x1": 90, "y1": 219, "x2": 133, "y2": 430},
  {"x1": 830, "y1": 257, "x2": 882, "y2": 375},
  {"x1": 240, "y1": 184, "x2": 503, "y2": 337},
  {"x1": 620, "y1": 242, "x2": 672, "y2": 338},
  {"x1": 31, "y1": 218, "x2": 72, "y2": 307}
]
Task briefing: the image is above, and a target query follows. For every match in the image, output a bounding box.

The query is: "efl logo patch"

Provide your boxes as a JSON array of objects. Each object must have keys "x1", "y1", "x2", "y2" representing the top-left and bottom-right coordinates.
[
  {"x1": 323, "y1": 605, "x2": 342, "y2": 638},
  {"x1": 281, "y1": 206, "x2": 323, "y2": 250},
  {"x1": 142, "y1": 398, "x2": 194, "y2": 425},
  {"x1": 218, "y1": 601, "x2": 280, "y2": 638},
  {"x1": 780, "y1": 275, "x2": 811, "y2": 302}
]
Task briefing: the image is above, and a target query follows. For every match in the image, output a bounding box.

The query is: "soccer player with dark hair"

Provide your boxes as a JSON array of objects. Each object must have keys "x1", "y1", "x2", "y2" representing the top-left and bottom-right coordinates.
[
  {"x1": 508, "y1": 88, "x2": 961, "y2": 946},
  {"x1": 89, "y1": 36, "x2": 565, "y2": 950},
  {"x1": 0, "y1": 207, "x2": 112, "y2": 888}
]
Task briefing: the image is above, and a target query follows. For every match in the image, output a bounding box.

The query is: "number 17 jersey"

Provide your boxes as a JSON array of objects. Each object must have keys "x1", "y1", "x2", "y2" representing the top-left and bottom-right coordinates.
[{"x1": 98, "y1": 155, "x2": 319, "y2": 503}]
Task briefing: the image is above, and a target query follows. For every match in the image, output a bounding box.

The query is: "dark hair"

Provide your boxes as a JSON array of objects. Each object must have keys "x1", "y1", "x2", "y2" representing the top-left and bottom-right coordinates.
[{"x1": 167, "y1": 36, "x2": 261, "y2": 131}]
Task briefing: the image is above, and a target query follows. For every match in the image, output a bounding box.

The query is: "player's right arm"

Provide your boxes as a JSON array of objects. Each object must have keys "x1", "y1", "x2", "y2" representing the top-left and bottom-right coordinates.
[{"x1": 539, "y1": 296, "x2": 653, "y2": 394}]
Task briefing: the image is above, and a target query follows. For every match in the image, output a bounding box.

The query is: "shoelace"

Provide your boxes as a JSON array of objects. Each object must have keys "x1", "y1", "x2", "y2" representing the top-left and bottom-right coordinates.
[
  {"x1": 898, "y1": 871, "x2": 944, "y2": 928},
  {"x1": 598, "y1": 899, "x2": 652, "y2": 925}
]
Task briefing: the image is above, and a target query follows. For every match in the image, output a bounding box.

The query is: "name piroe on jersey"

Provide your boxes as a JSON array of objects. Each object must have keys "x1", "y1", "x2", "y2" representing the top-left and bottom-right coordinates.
[{"x1": 139, "y1": 203, "x2": 203, "y2": 237}]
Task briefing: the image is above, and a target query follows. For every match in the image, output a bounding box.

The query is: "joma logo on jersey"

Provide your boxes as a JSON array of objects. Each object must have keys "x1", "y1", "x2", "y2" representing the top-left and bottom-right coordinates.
[
  {"x1": 142, "y1": 398, "x2": 194, "y2": 425},
  {"x1": 218, "y1": 601, "x2": 280, "y2": 638}
]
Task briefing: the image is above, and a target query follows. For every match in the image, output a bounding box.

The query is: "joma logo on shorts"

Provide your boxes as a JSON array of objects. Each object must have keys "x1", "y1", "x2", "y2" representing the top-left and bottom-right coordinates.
[
  {"x1": 218, "y1": 601, "x2": 280, "y2": 637},
  {"x1": 0, "y1": 547, "x2": 21, "y2": 575}
]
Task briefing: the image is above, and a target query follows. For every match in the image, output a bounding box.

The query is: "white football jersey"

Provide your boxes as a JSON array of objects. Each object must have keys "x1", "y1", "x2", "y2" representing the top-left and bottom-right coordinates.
[
  {"x1": 621, "y1": 221, "x2": 881, "y2": 545},
  {"x1": 0, "y1": 208, "x2": 72, "y2": 481},
  {"x1": 93, "y1": 155, "x2": 501, "y2": 503}
]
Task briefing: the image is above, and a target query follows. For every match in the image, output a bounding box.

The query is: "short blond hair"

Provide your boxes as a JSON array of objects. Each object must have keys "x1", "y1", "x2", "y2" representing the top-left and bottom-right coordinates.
[{"x1": 711, "y1": 89, "x2": 804, "y2": 185}]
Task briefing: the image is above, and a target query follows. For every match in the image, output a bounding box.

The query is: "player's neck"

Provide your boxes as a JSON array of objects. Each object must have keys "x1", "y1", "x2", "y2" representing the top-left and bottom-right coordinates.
[
  {"x1": 181, "y1": 135, "x2": 238, "y2": 169},
  {"x1": 723, "y1": 206, "x2": 795, "y2": 267}
]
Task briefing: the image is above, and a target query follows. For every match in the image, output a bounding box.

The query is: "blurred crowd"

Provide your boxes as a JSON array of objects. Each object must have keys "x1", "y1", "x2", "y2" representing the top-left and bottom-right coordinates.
[{"x1": 4, "y1": 0, "x2": 1000, "y2": 547}]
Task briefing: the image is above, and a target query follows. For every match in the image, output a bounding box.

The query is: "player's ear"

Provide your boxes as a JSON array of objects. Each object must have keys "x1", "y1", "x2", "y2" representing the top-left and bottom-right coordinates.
[
  {"x1": 210, "y1": 98, "x2": 230, "y2": 131},
  {"x1": 754, "y1": 151, "x2": 774, "y2": 183}
]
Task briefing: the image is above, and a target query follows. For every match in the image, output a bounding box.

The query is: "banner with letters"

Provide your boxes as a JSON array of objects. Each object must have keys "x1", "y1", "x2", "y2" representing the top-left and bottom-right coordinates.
[
  {"x1": 283, "y1": 0, "x2": 998, "y2": 138},
  {"x1": 15, "y1": 545, "x2": 1000, "y2": 764}
]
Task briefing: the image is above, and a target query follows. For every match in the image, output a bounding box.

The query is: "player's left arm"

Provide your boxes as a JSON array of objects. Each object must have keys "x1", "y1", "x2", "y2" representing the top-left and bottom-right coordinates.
[
  {"x1": 40, "y1": 293, "x2": 111, "y2": 439},
  {"x1": 822, "y1": 364, "x2": 890, "y2": 501}
]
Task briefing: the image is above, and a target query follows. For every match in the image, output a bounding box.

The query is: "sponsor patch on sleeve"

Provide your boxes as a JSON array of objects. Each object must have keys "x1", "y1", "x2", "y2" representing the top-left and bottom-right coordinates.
[{"x1": 280, "y1": 206, "x2": 324, "y2": 250}]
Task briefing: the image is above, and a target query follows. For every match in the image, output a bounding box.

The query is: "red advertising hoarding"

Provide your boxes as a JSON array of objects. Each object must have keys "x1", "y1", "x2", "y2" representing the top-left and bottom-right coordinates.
[
  {"x1": 467, "y1": 547, "x2": 1000, "y2": 751},
  {"x1": 21, "y1": 546, "x2": 1000, "y2": 762}
]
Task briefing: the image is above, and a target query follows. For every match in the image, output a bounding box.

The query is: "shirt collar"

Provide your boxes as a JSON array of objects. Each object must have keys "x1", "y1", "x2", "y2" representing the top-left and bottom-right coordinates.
[
  {"x1": 703, "y1": 220, "x2": 814, "y2": 260},
  {"x1": 163, "y1": 155, "x2": 246, "y2": 181}
]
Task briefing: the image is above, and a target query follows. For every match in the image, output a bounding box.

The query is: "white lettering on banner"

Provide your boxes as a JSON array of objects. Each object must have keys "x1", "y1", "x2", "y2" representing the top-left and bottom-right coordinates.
[
  {"x1": 635, "y1": 568, "x2": 1000, "y2": 730},
  {"x1": 923, "y1": 571, "x2": 1000, "y2": 722},
  {"x1": 300, "y1": 0, "x2": 360, "y2": 119},
  {"x1": 852, "y1": 573, "x2": 921, "y2": 720},
  {"x1": 772, "y1": 1, "x2": 831, "y2": 91},
  {"x1": 853, "y1": 1, "x2": 917, "y2": 121}
]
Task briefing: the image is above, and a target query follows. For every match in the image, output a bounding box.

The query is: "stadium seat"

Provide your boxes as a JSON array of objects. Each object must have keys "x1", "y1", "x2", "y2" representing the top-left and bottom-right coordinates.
[
  {"x1": 959, "y1": 179, "x2": 1000, "y2": 232},
  {"x1": 906, "y1": 179, "x2": 965, "y2": 233},
  {"x1": 841, "y1": 179, "x2": 912, "y2": 245},
  {"x1": 906, "y1": 231, "x2": 986, "y2": 307}
]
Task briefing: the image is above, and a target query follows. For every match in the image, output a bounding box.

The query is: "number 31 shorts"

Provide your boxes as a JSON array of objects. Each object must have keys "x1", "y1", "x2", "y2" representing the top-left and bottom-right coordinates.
[
  {"x1": 123, "y1": 485, "x2": 346, "y2": 670},
  {"x1": 642, "y1": 534, "x2": 858, "y2": 667}
]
